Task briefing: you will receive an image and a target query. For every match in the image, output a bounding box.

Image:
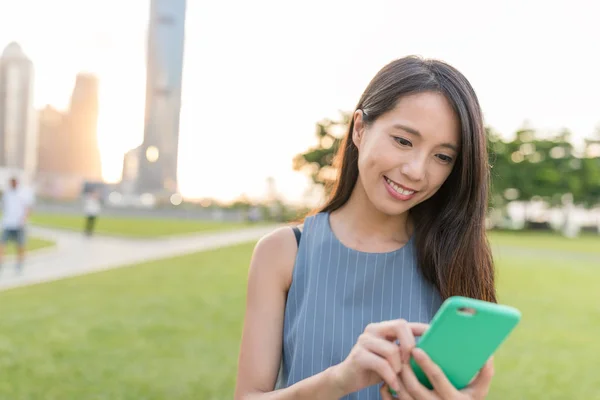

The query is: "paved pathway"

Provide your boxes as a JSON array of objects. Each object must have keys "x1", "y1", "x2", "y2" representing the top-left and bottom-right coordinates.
[{"x1": 0, "y1": 224, "x2": 278, "y2": 292}]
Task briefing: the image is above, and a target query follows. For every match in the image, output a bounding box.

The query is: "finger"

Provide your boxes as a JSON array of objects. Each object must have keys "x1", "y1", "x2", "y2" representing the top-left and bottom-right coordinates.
[
  {"x1": 380, "y1": 384, "x2": 397, "y2": 399},
  {"x1": 366, "y1": 321, "x2": 430, "y2": 339},
  {"x1": 385, "y1": 379, "x2": 416, "y2": 400},
  {"x1": 399, "y1": 360, "x2": 436, "y2": 400},
  {"x1": 358, "y1": 350, "x2": 401, "y2": 393},
  {"x1": 359, "y1": 333, "x2": 403, "y2": 374},
  {"x1": 408, "y1": 322, "x2": 430, "y2": 336},
  {"x1": 395, "y1": 320, "x2": 418, "y2": 364},
  {"x1": 411, "y1": 348, "x2": 455, "y2": 396},
  {"x1": 465, "y1": 357, "x2": 495, "y2": 395},
  {"x1": 365, "y1": 321, "x2": 429, "y2": 364}
]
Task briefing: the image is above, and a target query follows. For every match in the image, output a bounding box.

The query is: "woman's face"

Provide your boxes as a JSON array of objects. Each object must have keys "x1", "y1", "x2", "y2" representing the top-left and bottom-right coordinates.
[{"x1": 353, "y1": 91, "x2": 461, "y2": 216}]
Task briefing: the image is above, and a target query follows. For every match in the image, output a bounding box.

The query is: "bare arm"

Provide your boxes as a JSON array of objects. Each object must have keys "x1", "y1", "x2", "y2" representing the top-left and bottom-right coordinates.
[{"x1": 234, "y1": 227, "x2": 345, "y2": 400}]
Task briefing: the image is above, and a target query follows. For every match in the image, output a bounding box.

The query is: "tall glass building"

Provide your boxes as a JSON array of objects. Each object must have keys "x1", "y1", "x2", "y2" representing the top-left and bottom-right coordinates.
[
  {"x1": 0, "y1": 43, "x2": 36, "y2": 178},
  {"x1": 136, "y1": 0, "x2": 187, "y2": 196}
]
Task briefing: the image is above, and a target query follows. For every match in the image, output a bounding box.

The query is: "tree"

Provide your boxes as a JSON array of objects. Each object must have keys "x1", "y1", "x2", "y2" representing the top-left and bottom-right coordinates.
[
  {"x1": 487, "y1": 126, "x2": 518, "y2": 207},
  {"x1": 487, "y1": 125, "x2": 595, "y2": 206},
  {"x1": 293, "y1": 112, "x2": 351, "y2": 191},
  {"x1": 581, "y1": 128, "x2": 600, "y2": 207}
]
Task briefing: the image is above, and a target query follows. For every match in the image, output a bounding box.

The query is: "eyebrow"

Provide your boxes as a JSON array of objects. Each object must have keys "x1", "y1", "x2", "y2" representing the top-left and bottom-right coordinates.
[{"x1": 392, "y1": 124, "x2": 459, "y2": 153}]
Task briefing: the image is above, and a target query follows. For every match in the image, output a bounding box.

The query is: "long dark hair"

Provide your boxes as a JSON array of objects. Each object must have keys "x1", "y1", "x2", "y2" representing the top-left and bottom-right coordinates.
[{"x1": 319, "y1": 55, "x2": 496, "y2": 303}]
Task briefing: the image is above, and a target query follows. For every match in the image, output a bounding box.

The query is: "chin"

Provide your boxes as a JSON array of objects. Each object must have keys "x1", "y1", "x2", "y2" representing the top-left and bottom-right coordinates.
[{"x1": 374, "y1": 198, "x2": 413, "y2": 217}]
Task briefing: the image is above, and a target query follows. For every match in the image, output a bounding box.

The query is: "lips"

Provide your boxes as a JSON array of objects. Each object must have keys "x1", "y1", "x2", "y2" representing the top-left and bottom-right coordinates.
[
  {"x1": 384, "y1": 176, "x2": 416, "y2": 194},
  {"x1": 383, "y1": 176, "x2": 418, "y2": 201}
]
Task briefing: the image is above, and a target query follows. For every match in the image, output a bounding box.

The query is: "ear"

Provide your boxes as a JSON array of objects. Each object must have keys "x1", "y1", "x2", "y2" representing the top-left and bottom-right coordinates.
[{"x1": 352, "y1": 109, "x2": 366, "y2": 148}]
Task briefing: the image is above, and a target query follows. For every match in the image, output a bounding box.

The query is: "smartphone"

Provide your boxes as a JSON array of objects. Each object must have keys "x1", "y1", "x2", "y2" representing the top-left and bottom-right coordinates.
[{"x1": 410, "y1": 296, "x2": 521, "y2": 390}]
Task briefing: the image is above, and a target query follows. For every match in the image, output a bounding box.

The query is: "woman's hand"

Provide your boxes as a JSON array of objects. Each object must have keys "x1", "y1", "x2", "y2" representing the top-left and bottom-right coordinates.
[
  {"x1": 379, "y1": 349, "x2": 495, "y2": 400},
  {"x1": 330, "y1": 320, "x2": 429, "y2": 397}
]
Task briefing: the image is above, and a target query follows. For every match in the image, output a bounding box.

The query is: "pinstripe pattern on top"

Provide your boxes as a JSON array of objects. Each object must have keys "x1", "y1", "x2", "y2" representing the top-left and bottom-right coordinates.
[{"x1": 275, "y1": 212, "x2": 443, "y2": 399}]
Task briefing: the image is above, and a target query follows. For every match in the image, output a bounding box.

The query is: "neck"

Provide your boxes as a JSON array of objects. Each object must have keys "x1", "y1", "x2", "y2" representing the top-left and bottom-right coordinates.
[{"x1": 329, "y1": 177, "x2": 412, "y2": 248}]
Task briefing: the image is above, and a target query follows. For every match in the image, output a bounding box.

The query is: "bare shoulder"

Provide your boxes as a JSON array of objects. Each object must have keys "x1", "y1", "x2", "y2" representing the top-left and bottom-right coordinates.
[
  {"x1": 254, "y1": 225, "x2": 299, "y2": 258},
  {"x1": 251, "y1": 226, "x2": 300, "y2": 289},
  {"x1": 235, "y1": 225, "x2": 302, "y2": 396}
]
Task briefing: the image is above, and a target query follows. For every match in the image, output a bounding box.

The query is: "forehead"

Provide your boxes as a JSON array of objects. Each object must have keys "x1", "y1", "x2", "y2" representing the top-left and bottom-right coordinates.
[{"x1": 376, "y1": 91, "x2": 461, "y2": 147}]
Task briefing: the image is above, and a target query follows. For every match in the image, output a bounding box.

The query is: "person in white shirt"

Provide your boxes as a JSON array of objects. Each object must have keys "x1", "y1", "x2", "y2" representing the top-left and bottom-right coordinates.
[
  {"x1": 0, "y1": 177, "x2": 33, "y2": 273},
  {"x1": 83, "y1": 189, "x2": 102, "y2": 236}
]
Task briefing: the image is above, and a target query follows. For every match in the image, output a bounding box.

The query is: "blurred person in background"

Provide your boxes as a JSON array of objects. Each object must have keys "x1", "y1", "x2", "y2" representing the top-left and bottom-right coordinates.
[
  {"x1": 83, "y1": 188, "x2": 102, "y2": 237},
  {"x1": 0, "y1": 177, "x2": 33, "y2": 274}
]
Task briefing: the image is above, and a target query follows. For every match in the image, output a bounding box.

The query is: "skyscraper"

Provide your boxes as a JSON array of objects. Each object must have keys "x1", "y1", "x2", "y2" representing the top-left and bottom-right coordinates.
[
  {"x1": 64, "y1": 73, "x2": 102, "y2": 180},
  {"x1": 135, "y1": 0, "x2": 187, "y2": 196},
  {"x1": 36, "y1": 105, "x2": 66, "y2": 174},
  {"x1": 35, "y1": 74, "x2": 102, "y2": 199},
  {"x1": 0, "y1": 42, "x2": 37, "y2": 177}
]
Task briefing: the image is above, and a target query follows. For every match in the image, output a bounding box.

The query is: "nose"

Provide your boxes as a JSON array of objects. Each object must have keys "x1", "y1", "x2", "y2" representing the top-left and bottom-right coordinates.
[{"x1": 401, "y1": 155, "x2": 426, "y2": 182}]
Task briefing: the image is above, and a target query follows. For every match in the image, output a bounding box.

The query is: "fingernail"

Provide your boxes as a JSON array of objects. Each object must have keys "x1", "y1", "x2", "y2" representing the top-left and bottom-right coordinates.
[
  {"x1": 412, "y1": 348, "x2": 425, "y2": 358},
  {"x1": 403, "y1": 353, "x2": 410, "y2": 365},
  {"x1": 398, "y1": 347, "x2": 405, "y2": 364},
  {"x1": 388, "y1": 387, "x2": 399, "y2": 398}
]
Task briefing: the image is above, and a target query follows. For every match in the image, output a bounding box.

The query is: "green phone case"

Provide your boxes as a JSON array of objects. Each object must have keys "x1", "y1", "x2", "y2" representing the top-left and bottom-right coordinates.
[{"x1": 410, "y1": 296, "x2": 521, "y2": 390}]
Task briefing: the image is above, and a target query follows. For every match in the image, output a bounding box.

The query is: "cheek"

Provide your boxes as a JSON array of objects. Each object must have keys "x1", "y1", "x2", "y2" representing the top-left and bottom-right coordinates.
[
  {"x1": 357, "y1": 142, "x2": 382, "y2": 178},
  {"x1": 428, "y1": 166, "x2": 453, "y2": 192},
  {"x1": 361, "y1": 153, "x2": 379, "y2": 175},
  {"x1": 358, "y1": 154, "x2": 380, "y2": 196}
]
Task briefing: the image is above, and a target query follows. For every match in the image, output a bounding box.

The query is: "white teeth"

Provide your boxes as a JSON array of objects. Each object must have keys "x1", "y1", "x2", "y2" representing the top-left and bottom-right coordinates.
[{"x1": 385, "y1": 177, "x2": 415, "y2": 196}]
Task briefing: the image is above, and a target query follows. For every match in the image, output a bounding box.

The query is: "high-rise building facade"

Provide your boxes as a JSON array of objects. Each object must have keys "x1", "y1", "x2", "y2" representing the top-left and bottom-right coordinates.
[
  {"x1": 64, "y1": 73, "x2": 102, "y2": 180},
  {"x1": 0, "y1": 42, "x2": 37, "y2": 177},
  {"x1": 36, "y1": 105, "x2": 65, "y2": 173},
  {"x1": 120, "y1": 145, "x2": 141, "y2": 195},
  {"x1": 135, "y1": 0, "x2": 187, "y2": 196},
  {"x1": 36, "y1": 74, "x2": 102, "y2": 179},
  {"x1": 35, "y1": 74, "x2": 103, "y2": 199}
]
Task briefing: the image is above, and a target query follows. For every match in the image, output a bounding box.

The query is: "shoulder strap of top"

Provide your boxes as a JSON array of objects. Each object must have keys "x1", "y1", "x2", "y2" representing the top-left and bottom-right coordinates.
[{"x1": 291, "y1": 226, "x2": 302, "y2": 247}]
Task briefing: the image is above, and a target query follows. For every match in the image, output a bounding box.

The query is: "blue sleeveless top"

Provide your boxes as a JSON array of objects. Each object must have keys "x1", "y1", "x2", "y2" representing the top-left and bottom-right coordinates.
[{"x1": 275, "y1": 212, "x2": 443, "y2": 399}]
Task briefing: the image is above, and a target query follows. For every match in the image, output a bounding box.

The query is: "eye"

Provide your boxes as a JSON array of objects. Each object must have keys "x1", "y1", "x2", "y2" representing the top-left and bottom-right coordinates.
[
  {"x1": 394, "y1": 137, "x2": 412, "y2": 147},
  {"x1": 436, "y1": 154, "x2": 454, "y2": 164}
]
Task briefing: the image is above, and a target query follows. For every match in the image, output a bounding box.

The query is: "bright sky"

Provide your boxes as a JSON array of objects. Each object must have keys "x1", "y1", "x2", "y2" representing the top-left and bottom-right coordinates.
[{"x1": 1, "y1": 0, "x2": 599, "y2": 204}]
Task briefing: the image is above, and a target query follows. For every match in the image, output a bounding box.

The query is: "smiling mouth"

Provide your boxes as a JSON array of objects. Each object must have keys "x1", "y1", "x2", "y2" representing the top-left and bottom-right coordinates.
[{"x1": 384, "y1": 176, "x2": 418, "y2": 196}]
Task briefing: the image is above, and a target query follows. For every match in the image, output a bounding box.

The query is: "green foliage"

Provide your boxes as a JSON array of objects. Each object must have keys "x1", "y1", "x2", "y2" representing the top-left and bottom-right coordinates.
[
  {"x1": 292, "y1": 112, "x2": 350, "y2": 189},
  {"x1": 488, "y1": 125, "x2": 600, "y2": 207}
]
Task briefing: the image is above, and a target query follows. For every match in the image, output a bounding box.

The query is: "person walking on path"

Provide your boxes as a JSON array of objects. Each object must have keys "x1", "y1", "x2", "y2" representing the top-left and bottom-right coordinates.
[
  {"x1": 83, "y1": 188, "x2": 102, "y2": 236},
  {"x1": 0, "y1": 177, "x2": 34, "y2": 274}
]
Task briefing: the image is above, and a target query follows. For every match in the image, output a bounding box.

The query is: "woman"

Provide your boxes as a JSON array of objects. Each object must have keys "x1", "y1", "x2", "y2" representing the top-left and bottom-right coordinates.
[{"x1": 235, "y1": 56, "x2": 496, "y2": 399}]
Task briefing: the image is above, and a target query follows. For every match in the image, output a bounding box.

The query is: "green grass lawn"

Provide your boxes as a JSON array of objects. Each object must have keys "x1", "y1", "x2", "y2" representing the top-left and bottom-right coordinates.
[
  {"x1": 489, "y1": 229, "x2": 599, "y2": 254},
  {"x1": 30, "y1": 213, "x2": 259, "y2": 238},
  {"x1": 0, "y1": 233, "x2": 597, "y2": 399},
  {"x1": 3, "y1": 237, "x2": 54, "y2": 255},
  {"x1": 0, "y1": 243, "x2": 253, "y2": 399},
  {"x1": 490, "y1": 256, "x2": 599, "y2": 400}
]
